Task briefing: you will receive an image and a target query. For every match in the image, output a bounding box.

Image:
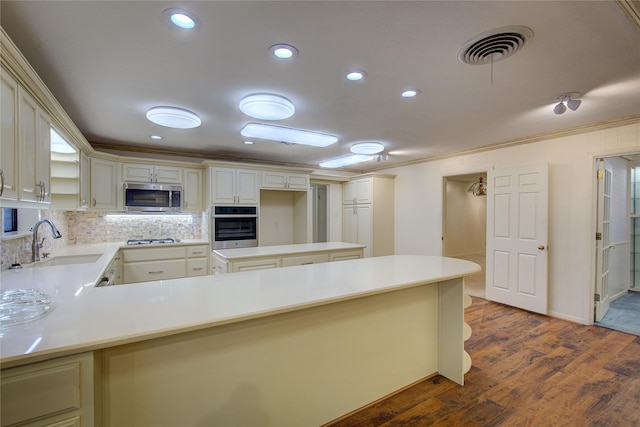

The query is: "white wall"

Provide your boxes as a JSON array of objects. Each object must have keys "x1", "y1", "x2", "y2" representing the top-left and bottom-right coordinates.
[
  {"x1": 379, "y1": 121, "x2": 640, "y2": 324},
  {"x1": 444, "y1": 179, "x2": 486, "y2": 257}
]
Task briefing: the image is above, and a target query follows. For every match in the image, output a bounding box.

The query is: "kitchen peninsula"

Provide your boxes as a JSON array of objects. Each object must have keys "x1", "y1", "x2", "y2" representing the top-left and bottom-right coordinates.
[{"x1": 1, "y1": 255, "x2": 479, "y2": 427}]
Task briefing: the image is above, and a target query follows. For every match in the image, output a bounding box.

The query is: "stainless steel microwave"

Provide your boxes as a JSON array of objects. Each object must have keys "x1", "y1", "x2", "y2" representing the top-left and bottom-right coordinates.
[{"x1": 123, "y1": 183, "x2": 182, "y2": 212}]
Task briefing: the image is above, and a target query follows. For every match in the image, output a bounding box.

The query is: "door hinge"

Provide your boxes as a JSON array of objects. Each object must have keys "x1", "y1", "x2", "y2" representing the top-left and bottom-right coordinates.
[
  {"x1": 597, "y1": 170, "x2": 604, "y2": 179},
  {"x1": 594, "y1": 293, "x2": 601, "y2": 302},
  {"x1": 596, "y1": 232, "x2": 602, "y2": 240}
]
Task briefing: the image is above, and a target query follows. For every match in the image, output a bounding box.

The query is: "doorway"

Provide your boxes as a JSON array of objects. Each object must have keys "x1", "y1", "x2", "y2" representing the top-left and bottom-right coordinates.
[
  {"x1": 443, "y1": 173, "x2": 487, "y2": 298},
  {"x1": 311, "y1": 183, "x2": 328, "y2": 243},
  {"x1": 594, "y1": 155, "x2": 640, "y2": 336}
]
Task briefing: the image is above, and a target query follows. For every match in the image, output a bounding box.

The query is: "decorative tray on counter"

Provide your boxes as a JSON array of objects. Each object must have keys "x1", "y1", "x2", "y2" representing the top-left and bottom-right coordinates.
[{"x1": 0, "y1": 288, "x2": 52, "y2": 328}]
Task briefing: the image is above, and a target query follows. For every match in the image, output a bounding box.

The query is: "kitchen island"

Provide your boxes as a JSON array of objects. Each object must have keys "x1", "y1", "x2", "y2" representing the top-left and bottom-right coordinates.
[{"x1": 1, "y1": 255, "x2": 479, "y2": 427}]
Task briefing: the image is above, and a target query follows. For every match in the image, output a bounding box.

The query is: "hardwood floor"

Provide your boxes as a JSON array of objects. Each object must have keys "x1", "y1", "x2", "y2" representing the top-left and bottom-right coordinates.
[{"x1": 325, "y1": 298, "x2": 640, "y2": 426}]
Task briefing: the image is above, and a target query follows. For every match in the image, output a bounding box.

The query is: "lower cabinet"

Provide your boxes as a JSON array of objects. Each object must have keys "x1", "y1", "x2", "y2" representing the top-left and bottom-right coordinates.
[
  {"x1": 215, "y1": 247, "x2": 363, "y2": 274},
  {"x1": 0, "y1": 353, "x2": 94, "y2": 427},
  {"x1": 122, "y1": 244, "x2": 209, "y2": 284}
]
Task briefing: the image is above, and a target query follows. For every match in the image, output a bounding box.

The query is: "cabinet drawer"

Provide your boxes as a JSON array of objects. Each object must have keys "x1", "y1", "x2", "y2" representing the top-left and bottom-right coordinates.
[
  {"x1": 187, "y1": 245, "x2": 209, "y2": 258},
  {"x1": 187, "y1": 258, "x2": 208, "y2": 277},
  {"x1": 330, "y1": 250, "x2": 363, "y2": 262},
  {"x1": 233, "y1": 258, "x2": 281, "y2": 272},
  {"x1": 123, "y1": 259, "x2": 186, "y2": 283},
  {"x1": 122, "y1": 246, "x2": 187, "y2": 262},
  {"x1": 1, "y1": 353, "x2": 93, "y2": 427},
  {"x1": 281, "y1": 253, "x2": 329, "y2": 267}
]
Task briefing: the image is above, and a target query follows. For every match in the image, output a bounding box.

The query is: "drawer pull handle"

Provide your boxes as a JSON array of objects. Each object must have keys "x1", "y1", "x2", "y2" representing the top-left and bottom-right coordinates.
[
  {"x1": 192, "y1": 267, "x2": 203, "y2": 271},
  {"x1": 148, "y1": 270, "x2": 164, "y2": 274},
  {"x1": 192, "y1": 251, "x2": 203, "y2": 255}
]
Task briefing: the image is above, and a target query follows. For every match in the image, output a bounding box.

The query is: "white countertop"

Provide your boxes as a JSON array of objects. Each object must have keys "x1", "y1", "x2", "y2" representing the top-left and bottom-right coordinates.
[
  {"x1": 213, "y1": 242, "x2": 366, "y2": 260},
  {"x1": 0, "y1": 254, "x2": 479, "y2": 369}
]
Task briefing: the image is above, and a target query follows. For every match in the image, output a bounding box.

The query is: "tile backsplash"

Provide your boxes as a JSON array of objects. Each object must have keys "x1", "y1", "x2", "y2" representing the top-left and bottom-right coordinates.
[{"x1": 1, "y1": 210, "x2": 207, "y2": 271}]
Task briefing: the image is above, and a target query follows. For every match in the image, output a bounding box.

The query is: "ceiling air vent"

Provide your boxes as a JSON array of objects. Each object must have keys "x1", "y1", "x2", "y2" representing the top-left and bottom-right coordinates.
[{"x1": 457, "y1": 26, "x2": 533, "y2": 65}]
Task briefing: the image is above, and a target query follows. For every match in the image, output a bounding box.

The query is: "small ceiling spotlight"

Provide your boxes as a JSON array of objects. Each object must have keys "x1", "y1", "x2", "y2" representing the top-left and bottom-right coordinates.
[
  {"x1": 269, "y1": 44, "x2": 298, "y2": 59},
  {"x1": 553, "y1": 92, "x2": 581, "y2": 115},
  {"x1": 163, "y1": 8, "x2": 198, "y2": 30},
  {"x1": 346, "y1": 70, "x2": 367, "y2": 81},
  {"x1": 401, "y1": 88, "x2": 421, "y2": 98}
]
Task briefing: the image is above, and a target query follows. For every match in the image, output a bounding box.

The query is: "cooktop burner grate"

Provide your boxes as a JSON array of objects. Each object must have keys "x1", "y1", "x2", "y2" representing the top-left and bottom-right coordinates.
[{"x1": 126, "y1": 238, "x2": 176, "y2": 245}]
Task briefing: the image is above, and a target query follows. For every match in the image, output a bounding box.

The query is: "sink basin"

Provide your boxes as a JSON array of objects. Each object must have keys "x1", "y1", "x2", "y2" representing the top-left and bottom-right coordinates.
[{"x1": 41, "y1": 253, "x2": 102, "y2": 266}]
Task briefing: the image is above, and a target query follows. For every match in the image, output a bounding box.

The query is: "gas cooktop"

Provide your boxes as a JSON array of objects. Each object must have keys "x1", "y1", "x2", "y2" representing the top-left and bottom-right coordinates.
[{"x1": 126, "y1": 238, "x2": 177, "y2": 245}]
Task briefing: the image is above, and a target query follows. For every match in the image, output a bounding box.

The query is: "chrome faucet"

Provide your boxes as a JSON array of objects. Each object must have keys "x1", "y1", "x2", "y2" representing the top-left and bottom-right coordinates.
[{"x1": 31, "y1": 219, "x2": 62, "y2": 262}]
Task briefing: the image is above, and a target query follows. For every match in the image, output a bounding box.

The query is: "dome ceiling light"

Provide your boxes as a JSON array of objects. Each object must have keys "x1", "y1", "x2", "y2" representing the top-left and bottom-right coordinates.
[
  {"x1": 239, "y1": 93, "x2": 295, "y2": 120},
  {"x1": 269, "y1": 44, "x2": 298, "y2": 59},
  {"x1": 350, "y1": 142, "x2": 385, "y2": 155},
  {"x1": 146, "y1": 107, "x2": 201, "y2": 129},
  {"x1": 241, "y1": 123, "x2": 338, "y2": 147}
]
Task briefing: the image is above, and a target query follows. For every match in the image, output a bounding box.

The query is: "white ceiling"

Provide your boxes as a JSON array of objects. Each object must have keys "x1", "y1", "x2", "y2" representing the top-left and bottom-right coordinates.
[{"x1": 2, "y1": 1, "x2": 640, "y2": 172}]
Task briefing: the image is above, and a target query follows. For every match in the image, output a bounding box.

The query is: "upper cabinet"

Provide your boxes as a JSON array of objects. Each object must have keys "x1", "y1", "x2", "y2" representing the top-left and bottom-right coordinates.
[
  {"x1": 183, "y1": 168, "x2": 203, "y2": 212},
  {"x1": 343, "y1": 178, "x2": 372, "y2": 205},
  {"x1": 79, "y1": 151, "x2": 89, "y2": 209},
  {"x1": 91, "y1": 157, "x2": 118, "y2": 210},
  {"x1": 261, "y1": 171, "x2": 309, "y2": 191},
  {"x1": 0, "y1": 67, "x2": 19, "y2": 201},
  {"x1": 208, "y1": 167, "x2": 259, "y2": 205},
  {"x1": 122, "y1": 163, "x2": 182, "y2": 184}
]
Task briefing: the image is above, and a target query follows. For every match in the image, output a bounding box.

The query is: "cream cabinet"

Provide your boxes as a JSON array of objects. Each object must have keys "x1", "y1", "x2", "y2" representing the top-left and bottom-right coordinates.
[
  {"x1": 96, "y1": 251, "x2": 122, "y2": 286},
  {"x1": 122, "y1": 162, "x2": 182, "y2": 184},
  {"x1": 79, "y1": 151, "x2": 89, "y2": 209},
  {"x1": 90, "y1": 157, "x2": 118, "y2": 210},
  {"x1": 1, "y1": 66, "x2": 19, "y2": 201},
  {"x1": 0, "y1": 352, "x2": 95, "y2": 427},
  {"x1": 261, "y1": 171, "x2": 309, "y2": 191},
  {"x1": 183, "y1": 167, "x2": 203, "y2": 211},
  {"x1": 342, "y1": 174, "x2": 395, "y2": 258},
  {"x1": 208, "y1": 166, "x2": 259, "y2": 205},
  {"x1": 122, "y1": 244, "x2": 209, "y2": 284}
]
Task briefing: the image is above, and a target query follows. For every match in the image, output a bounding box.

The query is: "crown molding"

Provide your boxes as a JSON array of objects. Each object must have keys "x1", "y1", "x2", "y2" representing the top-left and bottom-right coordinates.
[{"x1": 617, "y1": 0, "x2": 640, "y2": 31}]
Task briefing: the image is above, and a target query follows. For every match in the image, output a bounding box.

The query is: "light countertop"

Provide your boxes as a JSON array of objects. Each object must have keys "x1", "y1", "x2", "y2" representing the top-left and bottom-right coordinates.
[
  {"x1": 213, "y1": 242, "x2": 366, "y2": 260},
  {"x1": 0, "y1": 253, "x2": 479, "y2": 369}
]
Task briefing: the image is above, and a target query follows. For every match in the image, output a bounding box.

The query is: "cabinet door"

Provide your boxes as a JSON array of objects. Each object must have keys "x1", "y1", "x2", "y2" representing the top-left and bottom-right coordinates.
[
  {"x1": 155, "y1": 165, "x2": 182, "y2": 183},
  {"x1": 79, "y1": 151, "x2": 89, "y2": 208},
  {"x1": 210, "y1": 167, "x2": 236, "y2": 204},
  {"x1": 187, "y1": 258, "x2": 208, "y2": 277},
  {"x1": 343, "y1": 181, "x2": 356, "y2": 205},
  {"x1": 236, "y1": 169, "x2": 259, "y2": 204},
  {"x1": 122, "y1": 163, "x2": 153, "y2": 182},
  {"x1": 1, "y1": 67, "x2": 19, "y2": 200},
  {"x1": 18, "y1": 86, "x2": 38, "y2": 202},
  {"x1": 342, "y1": 205, "x2": 358, "y2": 244},
  {"x1": 261, "y1": 171, "x2": 287, "y2": 189},
  {"x1": 356, "y1": 204, "x2": 372, "y2": 258},
  {"x1": 286, "y1": 173, "x2": 309, "y2": 190},
  {"x1": 355, "y1": 178, "x2": 372, "y2": 204},
  {"x1": 232, "y1": 258, "x2": 281, "y2": 272},
  {"x1": 36, "y1": 108, "x2": 52, "y2": 204},
  {"x1": 90, "y1": 157, "x2": 118, "y2": 210},
  {"x1": 123, "y1": 259, "x2": 186, "y2": 284},
  {"x1": 183, "y1": 168, "x2": 203, "y2": 211}
]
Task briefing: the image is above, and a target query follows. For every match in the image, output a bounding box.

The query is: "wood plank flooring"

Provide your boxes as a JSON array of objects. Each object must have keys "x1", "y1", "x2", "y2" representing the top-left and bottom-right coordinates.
[{"x1": 325, "y1": 297, "x2": 640, "y2": 426}]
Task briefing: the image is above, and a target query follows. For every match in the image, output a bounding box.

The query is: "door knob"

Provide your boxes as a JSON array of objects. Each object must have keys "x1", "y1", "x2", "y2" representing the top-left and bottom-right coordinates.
[{"x1": 538, "y1": 245, "x2": 546, "y2": 250}]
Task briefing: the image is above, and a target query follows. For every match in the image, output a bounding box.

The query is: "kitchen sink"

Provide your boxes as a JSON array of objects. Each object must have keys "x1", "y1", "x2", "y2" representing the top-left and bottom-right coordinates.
[{"x1": 40, "y1": 254, "x2": 102, "y2": 266}]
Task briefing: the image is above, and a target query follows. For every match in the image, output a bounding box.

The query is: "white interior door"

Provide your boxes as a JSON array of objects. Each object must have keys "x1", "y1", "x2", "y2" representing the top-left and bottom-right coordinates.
[
  {"x1": 486, "y1": 164, "x2": 549, "y2": 314},
  {"x1": 595, "y1": 159, "x2": 612, "y2": 321}
]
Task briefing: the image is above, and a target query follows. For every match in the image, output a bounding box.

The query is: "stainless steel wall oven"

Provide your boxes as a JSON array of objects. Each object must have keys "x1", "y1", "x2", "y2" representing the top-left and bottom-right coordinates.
[{"x1": 212, "y1": 206, "x2": 258, "y2": 249}]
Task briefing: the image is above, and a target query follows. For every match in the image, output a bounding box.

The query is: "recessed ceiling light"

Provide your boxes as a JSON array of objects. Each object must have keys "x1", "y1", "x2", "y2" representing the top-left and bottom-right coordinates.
[
  {"x1": 319, "y1": 154, "x2": 374, "y2": 168},
  {"x1": 350, "y1": 142, "x2": 384, "y2": 155},
  {"x1": 241, "y1": 123, "x2": 338, "y2": 147},
  {"x1": 346, "y1": 70, "x2": 366, "y2": 81},
  {"x1": 243, "y1": 140, "x2": 254, "y2": 145},
  {"x1": 146, "y1": 107, "x2": 201, "y2": 129},
  {"x1": 269, "y1": 44, "x2": 298, "y2": 59},
  {"x1": 401, "y1": 89, "x2": 421, "y2": 98},
  {"x1": 239, "y1": 93, "x2": 295, "y2": 120},
  {"x1": 163, "y1": 8, "x2": 198, "y2": 30},
  {"x1": 150, "y1": 135, "x2": 163, "y2": 140}
]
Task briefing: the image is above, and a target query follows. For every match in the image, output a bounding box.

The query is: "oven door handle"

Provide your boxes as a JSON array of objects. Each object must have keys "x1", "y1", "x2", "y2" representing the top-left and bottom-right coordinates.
[{"x1": 213, "y1": 215, "x2": 259, "y2": 218}]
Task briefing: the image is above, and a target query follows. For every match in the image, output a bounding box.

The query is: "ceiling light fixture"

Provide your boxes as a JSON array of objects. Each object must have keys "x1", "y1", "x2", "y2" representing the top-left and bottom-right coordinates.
[
  {"x1": 269, "y1": 44, "x2": 298, "y2": 59},
  {"x1": 346, "y1": 70, "x2": 367, "y2": 81},
  {"x1": 468, "y1": 176, "x2": 487, "y2": 196},
  {"x1": 350, "y1": 142, "x2": 384, "y2": 155},
  {"x1": 239, "y1": 93, "x2": 295, "y2": 120},
  {"x1": 401, "y1": 89, "x2": 421, "y2": 98},
  {"x1": 553, "y1": 92, "x2": 581, "y2": 115},
  {"x1": 146, "y1": 107, "x2": 201, "y2": 129},
  {"x1": 163, "y1": 8, "x2": 198, "y2": 30},
  {"x1": 241, "y1": 123, "x2": 338, "y2": 147},
  {"x1": 319, "y1": 154, "x2": 374, "y2": 168},
  {"x1": 150, "y1": 135, "x2": 163, "y2": 140},
  {"x1": 243, "y1": 141, "x2": 254, "y2": 145}
]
